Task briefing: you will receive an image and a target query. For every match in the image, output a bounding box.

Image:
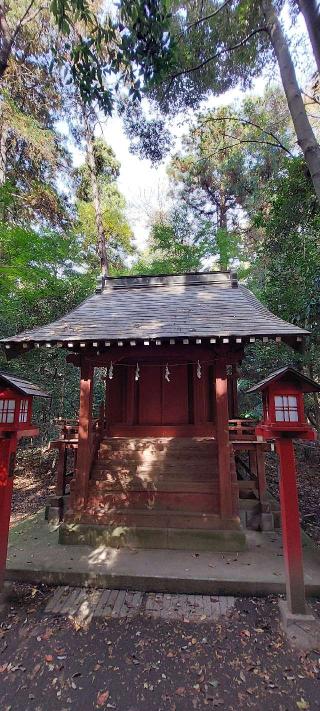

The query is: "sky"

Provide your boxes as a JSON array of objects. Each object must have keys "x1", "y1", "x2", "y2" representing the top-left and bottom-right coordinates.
[{"x1": 74, "y1": 4, "x2": 315, "y2": 254}]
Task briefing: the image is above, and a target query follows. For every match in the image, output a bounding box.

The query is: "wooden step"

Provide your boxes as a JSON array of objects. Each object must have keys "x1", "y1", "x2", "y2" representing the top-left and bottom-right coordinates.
[
  {"x1": 76, "y1": 508, "x2": 240, "y2": 531},
  {"x1": 100, "y1": 436, "x2": 216, "y2": 450},
  {"x1": 93, "y1": 463, "x2": 217, "y2": 481},
  {"x1": 99, "y1": 440, "x2": 217, "y2": 460},
  {"x1": 98, "y1": 446, "x2": 217, "y2": 464},
  {"x1": 86, "y1": 489, "x2": 219, "y2": 514},
  {"x1": 89, "y1": 479, "x2": 217, "y2": 493}
]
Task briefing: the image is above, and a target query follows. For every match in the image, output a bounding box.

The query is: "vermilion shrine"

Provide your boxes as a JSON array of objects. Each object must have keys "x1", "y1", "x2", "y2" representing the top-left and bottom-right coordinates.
[{"x1": 1, "y1": 271, "x2": 310, "y2": 552}]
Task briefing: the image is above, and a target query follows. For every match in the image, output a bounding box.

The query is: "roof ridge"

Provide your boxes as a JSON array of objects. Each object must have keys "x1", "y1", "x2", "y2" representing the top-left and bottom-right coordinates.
[{"x1": 97, "y1": 271, "x2": 237, "y2": 292}]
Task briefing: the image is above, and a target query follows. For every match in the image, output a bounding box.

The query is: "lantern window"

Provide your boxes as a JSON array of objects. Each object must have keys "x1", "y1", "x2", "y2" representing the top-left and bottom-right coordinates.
[
  {"x1": 19, "y1": 399, "x2": 29, "y2": 423},
  {"x1": 0, "y1": 399, "x2": 16, "y2": 423},
  {"x1": 274, "y1": 395, "x2": 299, "y2": 423}
]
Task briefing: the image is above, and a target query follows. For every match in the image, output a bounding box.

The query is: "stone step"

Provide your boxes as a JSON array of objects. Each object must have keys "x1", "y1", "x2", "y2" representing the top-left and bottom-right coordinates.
[
  {"x1": 86, "y1": 489, "x2": 218, "y2": 514},
  {"x1": 239, "y1": 499, "x2": 260, "y2": 512},
  {"x1": 59, "y1": 521, "x2": 246, "y2": 551}
]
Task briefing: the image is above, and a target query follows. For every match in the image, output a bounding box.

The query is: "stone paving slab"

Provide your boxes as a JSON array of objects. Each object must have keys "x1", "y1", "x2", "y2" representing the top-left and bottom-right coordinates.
[
  {"x1": 6, "y1": 510, "x2": 320, "y2": 596},
  {"x1": 45, "y1": 586, "x2": 235, "y2": 623}
]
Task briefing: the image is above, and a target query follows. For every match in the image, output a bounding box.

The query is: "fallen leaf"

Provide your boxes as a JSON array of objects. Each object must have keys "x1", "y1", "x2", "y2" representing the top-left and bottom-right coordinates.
[
  {"x1": 176, "y1": 687, "x2": 185, "y2": 696},
  {"x1": 97, "y1": 690, "x2": 110, "y2": 707}
]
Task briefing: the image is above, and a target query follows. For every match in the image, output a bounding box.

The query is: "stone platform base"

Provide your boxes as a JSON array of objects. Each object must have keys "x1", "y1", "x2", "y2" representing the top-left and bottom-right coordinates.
[
  {"x1": 59, "y1": 522, "x2": 247, "y2": 552},
  {"x1": 279, "y1": 599, "x2": 320, "y2": 651},
  {"x1": 6, "y1": 511, "x2": 320, "y2": 596}
]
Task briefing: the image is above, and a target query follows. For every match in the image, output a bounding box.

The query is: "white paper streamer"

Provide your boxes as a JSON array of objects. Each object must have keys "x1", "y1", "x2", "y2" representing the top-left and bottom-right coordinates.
[{"x1": 197, "y1": 360, "x2": 202, "y2": 379}]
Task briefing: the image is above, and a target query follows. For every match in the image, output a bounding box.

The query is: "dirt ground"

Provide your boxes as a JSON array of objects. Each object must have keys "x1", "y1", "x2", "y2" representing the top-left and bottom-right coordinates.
[
  {"x1": 3, "y1": 442, "x2": 320, "y2": 711},
  {"x1": 266, "y1": 442, "x2": 320, "y2": 546},
  {"x1": 0, "y1": 585, "x2": 320, "y2": 711},
  {"x1": 10, "y1": 447, "x2": 56, "y2": 525}
]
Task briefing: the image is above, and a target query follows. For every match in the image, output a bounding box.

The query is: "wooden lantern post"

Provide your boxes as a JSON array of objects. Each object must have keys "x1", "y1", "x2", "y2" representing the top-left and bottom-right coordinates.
[
  {"x1": 248, "y1": 367, "x2": 320, "y2": 618},
  {"x1": 215, "y1": 358, "x2": 233, "y2": 520},
  {"x1": 277, "y1": 436, "x2": 307, "y2": 614},
  {"x1": 0, "y1": 435, "x2": 17, "y2": 578},
  {"x1": 0, "y1": 373, "x2": 48, "y2": 589}
]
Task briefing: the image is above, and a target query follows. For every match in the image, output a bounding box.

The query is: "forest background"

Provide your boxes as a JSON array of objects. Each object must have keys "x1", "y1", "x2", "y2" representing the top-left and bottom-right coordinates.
[{"x1": 0, "y1": 0, "x2": 319, "y2": 437}]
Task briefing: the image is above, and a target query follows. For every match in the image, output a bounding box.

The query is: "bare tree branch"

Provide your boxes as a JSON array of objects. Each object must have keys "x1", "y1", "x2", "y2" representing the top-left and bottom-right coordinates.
[
  {"x1": 11, "y1": 0, "x2": 37, "y2": 42},
  {"x1": 302, "y1": 90, "x2": 320, "y2": 107},
  {"x1": 0, "y1": 0, "x2": 39, "y2": 79},
  {"x1": 197, "y1": 114, "x2": 293, "y2": 155},
  {"x1": 196, "y1": 138, "x2": 292, "y2": 162},
  {"x1": 178, "y1": 0, "x2": 233, "y2": 39},
  {"x1": 164, "y1": 27, "x2": 267, "y2": 97}
]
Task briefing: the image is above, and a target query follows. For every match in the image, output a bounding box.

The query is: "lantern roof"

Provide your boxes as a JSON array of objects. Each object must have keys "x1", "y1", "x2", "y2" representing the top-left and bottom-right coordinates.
[
  {"x1": 0, "y1": 371, "x2": 49, "y2": 398},
  {"x1": 247, "y1": 366, "x2": 320, "y2": 394},
  {"x1": 0, "y1": 271, "x2": 309, "y2": 351}
]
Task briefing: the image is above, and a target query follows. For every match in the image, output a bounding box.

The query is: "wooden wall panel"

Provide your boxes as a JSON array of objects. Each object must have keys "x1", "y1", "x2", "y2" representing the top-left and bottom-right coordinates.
[
  {"x1": 107, "y1": 367, "x2": 124, "y2": 424},
  {"x1": 138, "y1": 366, "x2": 162, "y2": 425},
  {"x1": 162, "y1": 364, "x2": 189, "y2": 424}
]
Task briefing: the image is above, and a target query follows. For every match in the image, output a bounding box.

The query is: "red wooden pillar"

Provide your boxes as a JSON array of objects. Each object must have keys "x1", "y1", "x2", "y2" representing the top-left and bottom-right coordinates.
[
  {"x1": 56, "y1": 444, "x2": 67, "y2": 498},
  {"x1": 228, "y1": 364, "x2": 239, "y2": 419},
  {"x1": 215, "y1": 359, "x2": 233, "y2": 521},
  {"x1": 72, "y1": 359, "x2": 94, "y2": 511},
  {"x1": 276, "y1": 437, "x2": 306, "y2": 615},
  {"x1": 0, "y1": 435, "x2": 17, "y2": 584},
  {"x1": 256, "y1": 444, "x2": 267, "y2": 505}
]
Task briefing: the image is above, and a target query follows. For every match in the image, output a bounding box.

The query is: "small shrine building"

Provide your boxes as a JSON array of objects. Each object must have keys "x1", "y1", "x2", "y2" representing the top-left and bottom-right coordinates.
[{"x1": 1, "y1": 271, "x2": 308, "y2": 551}]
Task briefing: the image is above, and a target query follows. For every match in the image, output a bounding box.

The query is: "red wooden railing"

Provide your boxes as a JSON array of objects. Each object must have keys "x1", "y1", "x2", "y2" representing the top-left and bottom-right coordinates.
[
  {"x1": 228, "y1": 418, "x2": 257, "y2": 440},
  {"x1": 51, "y1": 403, "x2": 105, "y2": 498}
]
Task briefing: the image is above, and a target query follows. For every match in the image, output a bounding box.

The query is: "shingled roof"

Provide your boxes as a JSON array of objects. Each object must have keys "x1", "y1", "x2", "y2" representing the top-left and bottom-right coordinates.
[
  {"x1": 247, "y1": 367, "x2": 320, "y2": 393},
  {"x1": 1, "y1": 271, "x2": 308, "y2": 348},
  {"x1": 0, "y1": 372, "x2": 49, "y2": 398}
]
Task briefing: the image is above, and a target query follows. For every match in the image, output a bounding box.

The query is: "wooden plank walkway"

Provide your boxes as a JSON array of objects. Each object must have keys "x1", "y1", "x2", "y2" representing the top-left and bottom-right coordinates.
[{"x1": 45, "y1": 587, "x2": 235, "y2": 623}]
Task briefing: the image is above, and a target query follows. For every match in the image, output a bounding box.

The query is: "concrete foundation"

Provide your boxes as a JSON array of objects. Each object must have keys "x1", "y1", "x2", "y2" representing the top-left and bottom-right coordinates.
[
  {"x1": 279, "y1": 599, "x2": 320, "y2": 651},
  {"x1": 5, "y1": 510, "x2": 320, "y2": 596},
  {"x1": 59, "y1": 522, "x2": 247, "y2": 552}
]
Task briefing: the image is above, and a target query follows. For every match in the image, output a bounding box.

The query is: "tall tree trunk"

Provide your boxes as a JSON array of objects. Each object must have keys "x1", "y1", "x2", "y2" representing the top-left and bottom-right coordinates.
[
  {"x1": 297, "y1": 0, "x2": 320, "y2": 75},
  {"x1": 263, "y1": 0, "x2": 320, "y2": 205},
  {"x1": 0, "y1": 122, "x2": 8, "y2": 185},
  {"x1": 0, "y1": 118, "x2": 8, "y2": 222},
  {"x1": 0, "y1": 2, "x2": 13, "y2": 79},
  {"x1": 83, "y1": 111, "x2": 108, "y2": 277},
  {"x1": 219, "y1": 194, "x2": 227, "y2": 230}
]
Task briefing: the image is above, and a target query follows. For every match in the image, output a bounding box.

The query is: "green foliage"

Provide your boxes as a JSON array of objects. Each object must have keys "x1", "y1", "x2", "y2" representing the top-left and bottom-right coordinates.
[
  {"x1": 0, "y1": 222, "x2": 94, "y2": 337},
  {"x1": 75, "y1": 139, "x2": 121, "y2": 201},
  {"x1": 252, "y1": 157, "x2": 320, "y2": 332},
  {"x1": 75, "y1": 138, "x2": 134, "y2": 271},
  {"x1": 215, "y1": 228, "x2": 241, "y2": 270},
  {"x1": 146, "y1": 0, "x2": 275, "y2": 114},
  {"x1": 120, "y1": 100, "x2": 172, "y2": 163},
  {"x1": 50, "y1": 0, "x2": 171, "y2": 113}
]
